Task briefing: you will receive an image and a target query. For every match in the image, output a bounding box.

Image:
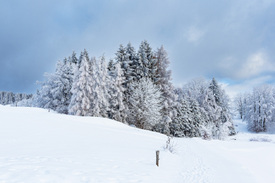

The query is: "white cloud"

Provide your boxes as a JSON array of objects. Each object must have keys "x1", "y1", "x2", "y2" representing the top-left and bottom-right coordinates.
[
  {"x1": 185, "y1": 26, "x2": 205, "y2": 43},
  {"x1": 221, "y1": 75, "x2": 273, "y2": 100},
  {"x1": 237, "y1": 51, "x2": 274, "y2": 78},
  {"x1": 219, "y1": 51, "x2": 275, "y2": 80}
]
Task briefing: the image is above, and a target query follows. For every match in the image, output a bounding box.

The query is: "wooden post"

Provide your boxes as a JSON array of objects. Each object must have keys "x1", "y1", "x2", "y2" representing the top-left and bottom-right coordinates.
[{"x1": 156, "y1": 150, "x2": 160, "y2": 167}]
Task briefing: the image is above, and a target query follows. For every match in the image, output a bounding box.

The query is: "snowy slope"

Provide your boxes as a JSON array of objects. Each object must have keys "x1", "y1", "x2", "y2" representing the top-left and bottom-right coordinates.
[{"x1": 0, "y1": 105, "x2": 275, "y2": 183}]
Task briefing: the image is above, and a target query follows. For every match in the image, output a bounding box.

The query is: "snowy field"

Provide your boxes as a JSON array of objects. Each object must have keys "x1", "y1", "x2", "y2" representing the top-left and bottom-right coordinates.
[{"x1": 0, "y1": 105, "x2": 275, "y2": 183}]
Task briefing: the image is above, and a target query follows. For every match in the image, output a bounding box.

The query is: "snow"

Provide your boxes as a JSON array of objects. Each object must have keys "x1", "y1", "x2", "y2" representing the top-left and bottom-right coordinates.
[{"x1": 1, "y1": 105, "x2": 275, "y2": 183}]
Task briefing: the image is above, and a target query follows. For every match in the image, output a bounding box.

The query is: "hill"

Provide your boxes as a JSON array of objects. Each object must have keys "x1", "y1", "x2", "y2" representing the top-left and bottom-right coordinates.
[{"x1": 0, "y1": 105, "x2": 275, "y2": 182}]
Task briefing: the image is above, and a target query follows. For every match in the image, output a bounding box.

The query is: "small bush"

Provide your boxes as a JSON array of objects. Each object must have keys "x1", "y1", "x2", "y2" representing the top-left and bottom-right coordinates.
[{"x1": 163, "y1": 136, "x2": 177, "y2": 153}]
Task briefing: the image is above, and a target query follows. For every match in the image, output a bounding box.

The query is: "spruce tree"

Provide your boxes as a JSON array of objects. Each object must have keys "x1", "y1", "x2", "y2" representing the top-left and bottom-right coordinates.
[
  {"x1": 169, "y1": 98, "x2": 192, "y2": 137},
  {"x1": 155, "y1": 46, "x2": 176, "y2": 132},
  {"x1": 108, "y1": 62, "x2": 127, "y2": 122},
  {"x1": 98, "y1": 56, "x2": 110, "y2": 118},
  {"x1": 137, "y1": 40, "x2": 158, "y2": 80},
  {"x1": 68, "y1": 49, "x2": 93, "y2": 116},
  {"x1": 209, "y1": 78, "x2": 236, "y2": 136},
  {"x1": 89, "y1": 57, "x2": 101, "y2": 117},
  {"x1": 89, "y1": 56, "x2": 110, "y2": 118},
  {"x1": 71, "y1": 51, "x2": 78, "y2": 65}
]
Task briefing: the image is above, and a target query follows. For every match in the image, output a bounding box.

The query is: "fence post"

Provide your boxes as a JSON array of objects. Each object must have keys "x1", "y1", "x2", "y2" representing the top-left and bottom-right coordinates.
[{"x1": 156, "y1": 150, "x2": 160, "y2": 166}]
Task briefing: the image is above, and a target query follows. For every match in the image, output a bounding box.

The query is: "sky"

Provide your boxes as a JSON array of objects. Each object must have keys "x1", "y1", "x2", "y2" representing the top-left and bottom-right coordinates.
[{"x1": 1, "y1": 0, "x2": 275, "y2": 98}]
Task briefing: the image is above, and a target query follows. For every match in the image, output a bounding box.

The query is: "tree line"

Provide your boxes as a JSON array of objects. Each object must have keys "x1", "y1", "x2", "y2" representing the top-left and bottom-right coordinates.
[
  {"x1": 0, "y1": 91, "x2": 32, "y2": 105},
  {"x1": 235, "y1": 85, "x2": 275, "y2": 133},
  {"x1": 18, "y1": 41, "x2": 235, "y2": 139}
]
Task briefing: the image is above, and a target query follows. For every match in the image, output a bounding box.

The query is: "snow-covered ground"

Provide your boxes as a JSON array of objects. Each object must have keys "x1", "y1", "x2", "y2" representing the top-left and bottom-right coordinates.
[{"x1": 0, "y1": 105, "x2": 275, "y2": 183}]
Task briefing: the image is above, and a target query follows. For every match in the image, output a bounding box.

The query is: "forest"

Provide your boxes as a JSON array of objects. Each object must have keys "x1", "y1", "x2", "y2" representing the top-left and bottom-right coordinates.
[{"x1": 2, "y1": 41, "x2": 274, "y2": 138}]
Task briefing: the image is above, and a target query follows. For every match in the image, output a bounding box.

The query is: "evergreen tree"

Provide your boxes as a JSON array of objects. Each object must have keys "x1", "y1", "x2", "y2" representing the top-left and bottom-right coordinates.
[
  {"x1": 155, "y1": 46, "x2": 175, "y2": 132},
  {"x1": 52, "y1": 58, "x2": 74, "y2": 114},
  {"x1": 34, "y1": 58, "x2": 70, "y2": 112},
  {"x1": 97, "y1": 56, "x2": 110, "y2": 118},
  {"x1": 107, "y1": 59, "x2": 116, "y2": 74},
  {"x1": 188, "y1": 97, "x2": 203, "y2": 137},
  {"x1": 201, "y1": 87, "x2": 222, "y2": 139},
  {"x1": 137, "y1": 40, "x2": 158, "y2": 80},
  {"x1": 108, "y1": 62, "x2": 127, "y2": 122},
  {"x1": 89, "y1": 56, "x2": 110, "y2": 118},
  {"x1": 209, "y1": 78, "x2": 236, "y2": 136},
  {"x1": 115, "y1": 44, "x2": 127, "y2": 64},
  {"x1": 169, "y1": 98, "x2": 192, "y2": 137},
  {"x1": 115, "y1": 43, "x2": 137, "y2": 123},
  {"x1": 0, "y1": 91, "x2": 32, "y2": 105},
  {"x1": 34, "y1": 72, "x2": 57, "y2": 111},
  {"x1": 89, "y1": 56, "x2": 101, "y2": 117},
  {"x1": 71, "y1": 51, "x2": 78, "y2": 65},
  {"x1": 78, "y1": 51, "x2": 84, "y2": 68},
  {"x1": 169, "y1": 96, "x2": 202, "y2": 138},
  {"x1": 181, "y1": 78, "x2": 233, "y2": 139},
  {"x1": 68, "y1": 49, "x2": 93, "y2": 116},
  {"x1": 209, "y1": 78, "x2": 222, "y2": 106},
  {"x1": 124, "y1": 42, "x2": 138, "y2": 83}
]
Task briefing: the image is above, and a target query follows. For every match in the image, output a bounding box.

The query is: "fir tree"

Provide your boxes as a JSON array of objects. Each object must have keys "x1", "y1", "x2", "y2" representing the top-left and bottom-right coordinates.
[
  {"x1": 98, "y1": 56, "x2": 110, "y2": 118},
  {"x1": 169, "y1": 98, "x2": 192, "y2": 137},
  {"x1": 71, "y1": 51, "x2": 78, "y2": 65},
  {"x1": 89, "y1": 56, "x2": 110, "y2": 118},
  {"x1": 155, "y1": 46, "x2": 175, "y2": 132},
  {"x1": 209, "y1": 78, "x2": 236, "y2": 136},
  {"x1": 68, "y1": 49, "x2": 93, "y2": 116},
  {"x1": 137, "y1": 40, "x2": 158, "y2": 80},
  {"x1": 124, "y1": 42, "x2": 137, "y2": 84},
  {"x1": 108, "y1": 62, "x2": 127, "y2": 122}
]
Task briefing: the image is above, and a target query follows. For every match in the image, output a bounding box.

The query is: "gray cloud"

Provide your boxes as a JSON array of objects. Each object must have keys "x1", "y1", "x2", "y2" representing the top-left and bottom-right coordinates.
[{"x1": 1, "y1": 0, "x2": 275, "y2": 93}]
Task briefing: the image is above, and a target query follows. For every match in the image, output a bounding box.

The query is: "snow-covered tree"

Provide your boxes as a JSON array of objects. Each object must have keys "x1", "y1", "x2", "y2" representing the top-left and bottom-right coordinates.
[
  {"x1": 108, "y1": 62, "x2": 127, "y2": 122},
  {"x1": 70, "y1": 51, "x2": 78, "y2": 65},
  {"x1": 89, "y1": 57, "x2": 101, "y2": 117},
  {"x1": 243, "y1": 85, "x2": 275, "y2": 132},
  {"x1": 154, "y1": 46, "x2": 175, "y2": 132},
  {"x1": 181, "y1": 78, "x2": 234, "y2": 139},
  {"x1": 209, "y1": 78, "x2": 235, "y2": 136},
  {"x1": 97, "y1": 56, "x2": 110, "y2": 118},
  {"x1": 68, "y1": 49, "x2": 93, "y2": 116},
  {"x1": 35, "y1": 57, "x2": 74, "y2": 114},
  {"x1": 169, "y1": 98, "x2": 192, "y2": 137},
  {"x1": 128, "y1": 78, "x2": 162, "y2": 130},
  {"x1": 88, "y1": 56, "x2": 110, "y2": 118},
  {"x1": 108, "y1": 59, "x2": 116, "y2": 74},
  {"x1": 209, "y1": 78, "x2": 222, "y2": 106},
  {"x1": 0, "y1": 91, "x2": 32, "y2": 106},
  {"x1": 34, "y1": 72, "x2": 56, "y2": 110},
  {"x1": 188, "y1": 97, "x2": 204, "y2": 137},
  {"x1": 54, "y1": 59, "x2": 74, "y2": 114},
  {"x1": 234, "y1": 93, "x2": 245, "y2": 119},
  {"x1": 137, "y1": 40, "x2": 158, "y2": 80},
  {"x1": 115, "y1": 43, "x2": 138, "y2": 123},
  {"x1": 124, "y1": 43, "x2": 137, "y2": 84}
]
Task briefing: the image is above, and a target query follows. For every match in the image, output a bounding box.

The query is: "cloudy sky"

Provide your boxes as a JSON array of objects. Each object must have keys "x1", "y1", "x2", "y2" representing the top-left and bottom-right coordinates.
[{"x1": 1, "y1": 0, "x2": 275, "y2": 98}]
